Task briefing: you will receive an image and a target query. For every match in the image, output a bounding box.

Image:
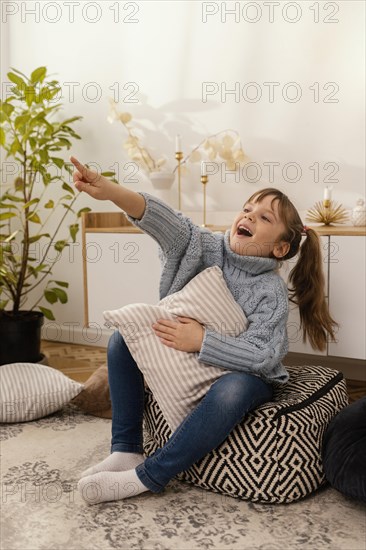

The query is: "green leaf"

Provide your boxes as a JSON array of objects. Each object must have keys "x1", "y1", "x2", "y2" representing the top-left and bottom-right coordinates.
[
  {"x1": 61, "y1": 116, "x2": 82, "y2": 125},
  {"x1": 30, "y1": 157, "x2": 41, "y2": 171},
  {"x1": 48, "y1": 86, "x2": 62, "y2": 100},
  {"x1": 101, "y1": 171, "x2": 115, "y2": 177},
  {"x1": 27, "y1": 212, "x2": 41, "y2": 223},
  {"x1": 27, "y1": 266, "x2": 41, "y2": 279},
  {"x1": 39, "y1": 306, "x2": 55, "y2": 320},
  {"x1": 28, "y1": 233, "x2": 50, "y2": 244},
  {"x1": 69, "y1": 223, "x2": 79, "y2": 242},
  {"x1": 15, "y1": 114, "x2": 30, "y2": 130},
  {"x1": 40, "y1": 120, "x2": 56, "y2": 134},
  {"x1": 63, "y1": 163, "x2": 73, "y2": 175},
  {"x1": 8, "y1": 72, "x2": 26, "y2": 89},
  {"x1": 23, "y1": 198, "x2": 40, "y2": 209},
  {"x1": 25, "y1": 86, "x2": 36, "y2": 107},
  {"x1": 29, "y1": 111, "x2": 46, "y2": 126},
  {"x1": 0, "y1": 212, "x2": 17, "y2": 220},
  {"x1": 53, "y1": 287, "x2": 68, "y2": 304},
  {"x1": 30, "y1": 66, "x2": 47, "y2": 84},
  {"x1": 54, "y1": 240, "x2": 68, "y2": 252},
  {"x1": 1, "y1": 102, "x2": 15, "y2": 117},
  {"x1": 62, "y1": 182, "x2": 75, "y2": 195},
  {"x1": 9, "y1": 139, "x2": 22, "y2": 156},
  {"x1": 39, "y1": 85, "x2": 60, "y2": 102},
  {"x1": 55, "y1": 138, "x2": 72, "y2": 148},
  {"x1": 50, "y1": 157, "x2": 64, "y2": 169},
  {"x1": 9, "y1": 67, "x2": 28, "y2": 80},
  {"x1": 29, "y1": 137, "x2": 36, "y2": 150},
  {"x1": 34, "y1": 263, "x2": 49, "y2": 273},
  {"x1": 0, "y1": 127, "x2": 5, "y2": 146},
  {"x1": 39, "y1": 149, "x2": 49, "y2": 163},
  {"x1": 44, "y1": 200, "x2": 54, "y2": 209},
  {"x1": 8, "y1": 85, "x2": 21, "y2": 98},
  {"x1": 77, "y1": 207, "x2": 92, "y2": 218},
  {"x1": 45, "y1": 290, "x2": 57, "y2": 304},
  {"x1": 44, "y1": 174, "x2": 52, "y2": 185},
  {"x1": 54, "y1": 280, "x2": 69, "y2": 288},
  {"x1": 3, "y1": 193, "x2": 23, "y2": 202}
]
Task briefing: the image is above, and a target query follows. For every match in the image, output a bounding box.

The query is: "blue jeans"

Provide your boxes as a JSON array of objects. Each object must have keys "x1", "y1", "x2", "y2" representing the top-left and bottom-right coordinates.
[{"x1": 107, "y1": 331, "x2": 273, "y2": 493}]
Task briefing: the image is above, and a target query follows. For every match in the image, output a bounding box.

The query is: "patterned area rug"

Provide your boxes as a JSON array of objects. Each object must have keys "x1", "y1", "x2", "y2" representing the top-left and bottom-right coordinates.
[{"x1": 1, "y1": 403, "x2": 365, "y2": 550}]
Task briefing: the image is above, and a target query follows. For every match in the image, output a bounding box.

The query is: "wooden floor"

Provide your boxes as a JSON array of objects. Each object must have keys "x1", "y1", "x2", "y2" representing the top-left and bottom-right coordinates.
[
  {"x1": 42, "y1": 340, "x2": 366, "y2": 403},
  {"x1": 42, "y1": 340, "x2": 107, "y2": 383}
]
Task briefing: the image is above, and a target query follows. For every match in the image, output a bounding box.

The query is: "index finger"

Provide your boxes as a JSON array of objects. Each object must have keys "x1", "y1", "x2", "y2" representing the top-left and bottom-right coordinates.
[
  {"x1": 70, "y1": 156, "x2": 85, "y2": 172},
  {"x1": 70, "y1": 156, "x2": 99, "y2": 184}
]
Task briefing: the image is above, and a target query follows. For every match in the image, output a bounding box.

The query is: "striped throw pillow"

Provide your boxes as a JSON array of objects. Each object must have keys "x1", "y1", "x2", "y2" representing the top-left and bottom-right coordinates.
[
  {"x1": 0, "y1": 363, "x2": 84, "y2": 422},
  {"x1": 103, "y1": 266, "x2": 248, "y2": 430}
]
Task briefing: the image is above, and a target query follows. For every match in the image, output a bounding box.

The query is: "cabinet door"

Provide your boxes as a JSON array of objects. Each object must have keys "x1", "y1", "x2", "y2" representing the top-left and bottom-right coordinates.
[
  {"x1": 279, "y1": 236, "x2": 329, "y2": 355},
  {"x1": 86, "y1": 233, "x2": 161, "y2": 329},
  {"x1": 328, "y1": 236, "x2": 366, "y2": 359}
]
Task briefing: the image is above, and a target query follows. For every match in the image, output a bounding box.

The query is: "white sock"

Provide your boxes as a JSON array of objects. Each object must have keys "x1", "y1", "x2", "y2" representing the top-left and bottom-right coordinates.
[
  {"x1": 80, "y1": 451, "x2": 144, "y2": 478},
  {"x1": 78, "y1": 469, "x2": 149, "y2": 504}
]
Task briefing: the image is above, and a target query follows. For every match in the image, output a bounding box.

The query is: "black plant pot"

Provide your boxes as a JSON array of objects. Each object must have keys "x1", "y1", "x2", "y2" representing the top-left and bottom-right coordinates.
[{"x1": 0, "y1": 311, "x2": 44, "y2": 365}]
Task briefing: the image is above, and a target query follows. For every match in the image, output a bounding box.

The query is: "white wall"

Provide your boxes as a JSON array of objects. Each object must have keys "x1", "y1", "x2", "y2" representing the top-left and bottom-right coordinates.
[{"x1": 1, "y1": 0, "x2": 365, "y2": 345}]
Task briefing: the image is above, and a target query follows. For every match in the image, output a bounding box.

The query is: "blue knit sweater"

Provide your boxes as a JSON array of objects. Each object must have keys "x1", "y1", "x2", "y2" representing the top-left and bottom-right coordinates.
[{"x1": 128, "y1": 193, "x2": 289, "y2": 384}]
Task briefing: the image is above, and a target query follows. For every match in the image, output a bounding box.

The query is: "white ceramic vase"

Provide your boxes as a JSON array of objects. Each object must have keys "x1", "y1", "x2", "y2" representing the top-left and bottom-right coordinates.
[{"x1": 149, "y1": 171, "x2": 175, "y2": 189}]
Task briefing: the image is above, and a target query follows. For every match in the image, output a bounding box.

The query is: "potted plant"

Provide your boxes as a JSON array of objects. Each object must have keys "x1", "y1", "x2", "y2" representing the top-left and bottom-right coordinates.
[{"x1": 0, "y1": 66, "x2": 90, "y2": 365}]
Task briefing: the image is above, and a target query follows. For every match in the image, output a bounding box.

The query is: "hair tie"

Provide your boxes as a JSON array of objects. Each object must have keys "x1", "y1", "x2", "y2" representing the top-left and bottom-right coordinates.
[{"x1": 301, "y1": 225, "x2": 310, "y2": 236}]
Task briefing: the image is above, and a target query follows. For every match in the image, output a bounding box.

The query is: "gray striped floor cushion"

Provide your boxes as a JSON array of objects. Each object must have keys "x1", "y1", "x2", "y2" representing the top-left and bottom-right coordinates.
[
  {"x1": 143, "y1": 365, "x2": 349, "y2": 503},
  {"x1": 104, "y1": 266, "x2": 248, "y2": 431},
  {"x1": 0, "y1": 363, "x2": 83, "y2": 422}
]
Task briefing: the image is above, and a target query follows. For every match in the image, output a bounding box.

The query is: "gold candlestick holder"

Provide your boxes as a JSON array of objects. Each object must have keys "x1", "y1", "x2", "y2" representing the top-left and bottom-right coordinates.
[
  {"x1": 175, "y1": 151, "x2": 183, "y2": 210},
  {"x1": 201, "y1": 174, "x2": 209, "y2": 227},
  {"x1": 306, "y1": 199, "x2": 349, "y2": 225}
]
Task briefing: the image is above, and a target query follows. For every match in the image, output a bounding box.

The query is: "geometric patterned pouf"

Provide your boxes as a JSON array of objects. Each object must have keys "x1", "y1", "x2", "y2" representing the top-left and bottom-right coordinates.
[{"x1": 143, "y1": 365, "x2": 349, "y2": 503}]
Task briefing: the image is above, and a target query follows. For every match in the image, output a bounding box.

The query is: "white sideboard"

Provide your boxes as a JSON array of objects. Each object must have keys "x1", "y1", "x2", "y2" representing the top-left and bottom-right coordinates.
[
  {"x1": 327, "y1": 236, "x2": 366, "y2": 360},
  {"x1": 85, "y1": 232, "x2": 161, "y2": 330},
  {"x1": 82, "y1": 213, "x2": 366, "y2": 376},
  {"x1": 279, "y1": 234, "x2": 366, "y2": 360},
  {"x1": 82, "y1": 213, "x2": 161, "y2": 342}
]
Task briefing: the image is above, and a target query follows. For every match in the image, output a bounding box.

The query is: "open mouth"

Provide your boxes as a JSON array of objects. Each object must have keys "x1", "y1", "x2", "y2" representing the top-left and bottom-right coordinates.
[{"x1": 237, "y1": 225, "x2": 253, "y2": 237}]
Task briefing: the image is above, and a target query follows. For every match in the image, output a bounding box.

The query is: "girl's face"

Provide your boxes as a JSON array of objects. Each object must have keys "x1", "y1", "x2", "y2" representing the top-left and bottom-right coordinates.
[{"x1": 229, "y1": 194, "x2": 290, "y2": 258}]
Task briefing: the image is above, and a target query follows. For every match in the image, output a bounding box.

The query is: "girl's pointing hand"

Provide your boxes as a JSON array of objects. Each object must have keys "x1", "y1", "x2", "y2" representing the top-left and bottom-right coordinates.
[{"x1": 70, "y1": 156, "x2": 114, "y2": 200}]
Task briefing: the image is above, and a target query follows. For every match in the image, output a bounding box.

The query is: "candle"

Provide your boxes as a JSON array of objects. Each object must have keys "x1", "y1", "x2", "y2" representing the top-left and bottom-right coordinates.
[
  {"x1": 201, "y1": 161, "x2": 207, "y2": 176},
  {"x1": 324, "y1": 186, "x2": 332, "y2": 201},
  {"x1": 175, "y1": 134, "x2": 182, "y2": 152}
]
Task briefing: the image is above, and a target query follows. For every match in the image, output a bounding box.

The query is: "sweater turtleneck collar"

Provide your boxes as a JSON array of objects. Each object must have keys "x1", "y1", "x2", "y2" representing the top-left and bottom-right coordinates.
[{"x1": 223, "y1": 230, "x2": 278, "y2": 275}]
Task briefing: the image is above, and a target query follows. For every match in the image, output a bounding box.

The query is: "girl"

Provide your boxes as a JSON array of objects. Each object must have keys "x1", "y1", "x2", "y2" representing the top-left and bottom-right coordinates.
[{"x1": 71, "y1": 157, "x2": 337, "y2": 504}]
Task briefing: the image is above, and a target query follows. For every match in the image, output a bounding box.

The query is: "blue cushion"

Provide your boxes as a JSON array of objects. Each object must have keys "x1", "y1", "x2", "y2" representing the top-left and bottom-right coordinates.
[{"x1": 322, "y1": 397, "x2": 366, "y2": 502}]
